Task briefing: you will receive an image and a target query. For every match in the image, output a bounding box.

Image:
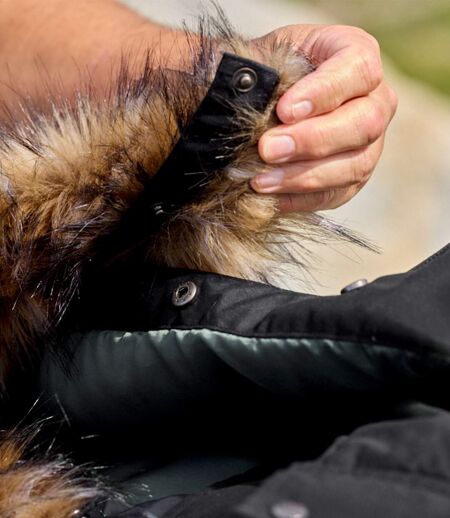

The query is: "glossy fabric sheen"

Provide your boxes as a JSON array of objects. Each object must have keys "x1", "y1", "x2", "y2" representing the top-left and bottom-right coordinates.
[
  {"x1": 39, "y1": 242, "x2": 450, "y2": 513},
  {"x1": 41, "y1": 329, "x2": 437, "y2": 432}
]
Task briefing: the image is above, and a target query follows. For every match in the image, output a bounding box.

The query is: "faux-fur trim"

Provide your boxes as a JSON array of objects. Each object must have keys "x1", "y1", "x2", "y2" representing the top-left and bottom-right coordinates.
[
  {"x1": 0, "y1": 426, "x2": 100, "y2": 517},
  {"x1": 0, "y1": 12, "x2": 373, "y2": 385}
]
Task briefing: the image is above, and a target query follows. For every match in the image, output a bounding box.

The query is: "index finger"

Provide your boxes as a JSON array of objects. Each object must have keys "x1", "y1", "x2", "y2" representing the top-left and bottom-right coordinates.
[{"x1": 277, "y1": 28, "x2": 384, "y2": 124}]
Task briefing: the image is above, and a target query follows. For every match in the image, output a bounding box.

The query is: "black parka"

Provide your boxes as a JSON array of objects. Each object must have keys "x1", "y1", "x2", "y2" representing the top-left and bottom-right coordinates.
[{"x1": 37, "y1": 242, "x2": 450, "y2": 517}]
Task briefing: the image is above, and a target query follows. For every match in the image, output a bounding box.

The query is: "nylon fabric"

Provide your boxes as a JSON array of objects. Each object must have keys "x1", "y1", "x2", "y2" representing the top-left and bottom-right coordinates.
[
  {"x1": 41, "y1": 329, "x2": 449, "y2": 433},
  {"x1": 37, "y1": 243, "x2": 450, "y2": 515}
]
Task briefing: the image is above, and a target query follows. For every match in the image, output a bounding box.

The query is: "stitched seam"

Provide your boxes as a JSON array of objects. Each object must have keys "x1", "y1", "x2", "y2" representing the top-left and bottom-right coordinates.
[{"x1": 410, "y1": 242, "x2": 450, "y2": 272}]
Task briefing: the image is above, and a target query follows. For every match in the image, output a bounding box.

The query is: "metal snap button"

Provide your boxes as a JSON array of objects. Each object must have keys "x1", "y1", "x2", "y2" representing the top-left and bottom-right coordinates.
[
  {"x1": 232, "y1": 67, "x2": 257, "y2": 93},
  {"x1": 172, "y1": 281, "x2": 198, "y2": 307},
  {"x1": 271, "y1": 500, "x2": 310, "y2": 518},
  {"x1": 341, "y1": 278, "x2": 368, "y2": 294}
]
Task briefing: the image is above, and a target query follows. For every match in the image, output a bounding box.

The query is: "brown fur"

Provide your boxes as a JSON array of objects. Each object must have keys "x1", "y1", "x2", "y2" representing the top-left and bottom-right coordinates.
[
  {"x1": 0, "y1": 426, "x2": 99, "y2": 517},
  {"x1": 0, "y1": 17, "x2": 372, "y2": 387},
  {"x1": 0, "y1": 13, "x2": 373, "y2": 516}
]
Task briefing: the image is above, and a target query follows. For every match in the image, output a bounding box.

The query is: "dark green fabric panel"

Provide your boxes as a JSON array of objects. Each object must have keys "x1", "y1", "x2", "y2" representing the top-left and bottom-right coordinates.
[
  {"x1": 40, "y1": 327, "x2": 449, "y2": 434},
  {"x1": 110, "y1": 454, "x2": 259, "y2": 504}
]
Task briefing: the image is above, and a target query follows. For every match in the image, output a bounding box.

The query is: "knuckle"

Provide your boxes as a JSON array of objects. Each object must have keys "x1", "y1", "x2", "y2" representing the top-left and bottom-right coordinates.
[
  {"x1": 364, "y1": 104, "x2": 385, "y2": 144},
  {"x1": 296, "y1": 173, "x2": 321, "y2": 192},
  {"x1": 353, "y1": 149, "x2": 374, "y2": 184},
  {"x1": 358, "y1": 51, "x2": 384, "y2": 91},
  {"x1": 306, "y1": 124, "x2": 331, "y2": 159},
  {"x1": 388, "y1": 85, "x2": 399, "y2": 116},
  {"x1": 337, "y1": 25, "x2": 370, "y2": 41},
  {"x1": 327, "y1": 77, "x2": 347, "y2": 107},
  {"x1": 316, "y1": 75, "x2": 346, "y2": 111},
  {"x1": 365, "y1": 32, "x2": 381, "y2": 54}
]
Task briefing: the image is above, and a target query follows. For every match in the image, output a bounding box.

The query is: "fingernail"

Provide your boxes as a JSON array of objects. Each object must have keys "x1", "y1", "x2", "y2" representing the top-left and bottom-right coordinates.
[
  {"x1": 264, "y1": 135, "x2": 295, "y2": 162},
  {"x1": 292, "y1": 100, "x2": 313, "y2": 120},
  {"x1": 252, "y1": 169, "x2": 284, "y2": 191}
]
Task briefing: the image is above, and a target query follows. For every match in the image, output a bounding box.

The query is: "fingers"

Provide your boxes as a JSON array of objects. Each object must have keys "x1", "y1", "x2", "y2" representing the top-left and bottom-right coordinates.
[
  {"x1": 277, "y1": 184, "x2": 363, "y2": 213},
  {"x1": 260, "y1": 83, "x2": 393, "y2": 164},
  {"x1": 276, "y1": 25, "x2": 384, "y2": 124},
  {"x1": 252, "y1": 24, "x2": 397, "y2": 213},
  {"x1": 252, "y1": 136, "x2": 384, "y2": 198}
]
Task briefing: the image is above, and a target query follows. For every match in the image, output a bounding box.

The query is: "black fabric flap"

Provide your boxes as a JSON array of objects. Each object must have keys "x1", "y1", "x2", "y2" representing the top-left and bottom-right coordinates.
[{"x1": 235, "y1": 408, "x2": 450, "y2": 518}]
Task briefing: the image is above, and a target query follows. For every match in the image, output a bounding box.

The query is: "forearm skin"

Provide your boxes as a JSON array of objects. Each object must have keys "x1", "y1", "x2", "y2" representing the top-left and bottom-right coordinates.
[{"x1": 0, "y1": 0, "x2": 186, "y2": 112}]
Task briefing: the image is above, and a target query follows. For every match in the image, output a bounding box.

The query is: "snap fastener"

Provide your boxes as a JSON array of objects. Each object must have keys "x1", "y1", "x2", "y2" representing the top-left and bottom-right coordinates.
[
  {"x1": 341, "y1": 278, "x2": 368, "y2": 294},
  {"x1": 172, "y1": 281, "x2": 198, "y2": 307},
  {"x1": 271, "y1": 500, "x2": 310, "y2": 518},
  {"x1": 151, "y1": 201, "x2": 177, "y2": 218},
  {"x1": 151, "y1": 202, "x2": 167, "y2": 218},
  {"x1": 232, "y1": 67, "x2": 257, "y2": 93}
]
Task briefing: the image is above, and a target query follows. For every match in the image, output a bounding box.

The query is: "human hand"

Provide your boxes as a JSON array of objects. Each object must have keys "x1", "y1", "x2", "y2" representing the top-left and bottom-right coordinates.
[{"x1": 250, "y1": 25, "x2": 398, "y2": 213}]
